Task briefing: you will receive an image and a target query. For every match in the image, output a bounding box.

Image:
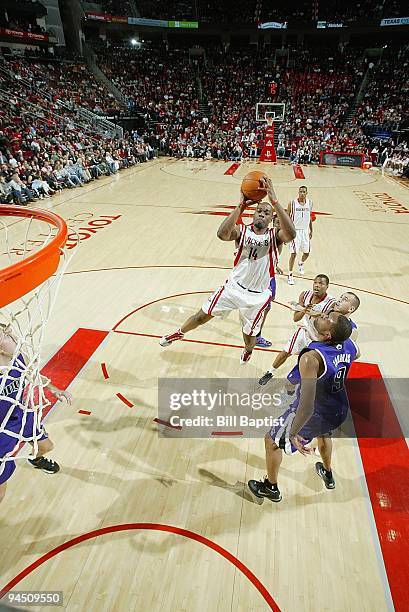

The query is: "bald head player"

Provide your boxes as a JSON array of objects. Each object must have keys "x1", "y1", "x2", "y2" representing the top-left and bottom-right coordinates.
[
  {"x1": 249, "y1": 311, "x2": 360, "y2": 502},
  {"x1": 160, "y1": 178, "x2": 296, "y2": 364}
]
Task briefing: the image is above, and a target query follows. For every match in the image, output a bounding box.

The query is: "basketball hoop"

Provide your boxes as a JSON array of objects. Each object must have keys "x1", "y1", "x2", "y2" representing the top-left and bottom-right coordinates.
[
  {"x1": 0, "y1": 206, "x2": 77, "y2": 466},
  {"x1": 0, "y1": 206, "x2": 68, "y2": 308},
  {"x1": 266, "y1": 116, "x2": 274, "y2": 127}
]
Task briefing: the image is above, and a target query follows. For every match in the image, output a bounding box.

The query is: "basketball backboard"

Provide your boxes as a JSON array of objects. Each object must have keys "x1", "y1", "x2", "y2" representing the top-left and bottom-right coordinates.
[{"x1": 256, "y1": 102, "x2": 285, "y2": 123}]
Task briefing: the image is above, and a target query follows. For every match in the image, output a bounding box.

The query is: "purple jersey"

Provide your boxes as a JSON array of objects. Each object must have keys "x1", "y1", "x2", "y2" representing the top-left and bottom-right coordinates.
[
  {"x1": 0, "y1": 354, "x2": 26, "y2": 433},
  {"x1": 288, "y1": 339, "x2": 358, "y2": 417},
  {"x1": 0, "y1": 354, "x2": 47, "y2": 485},
  {"x1": 269, "y1": 339, "x2": 358, "y2": 448}
]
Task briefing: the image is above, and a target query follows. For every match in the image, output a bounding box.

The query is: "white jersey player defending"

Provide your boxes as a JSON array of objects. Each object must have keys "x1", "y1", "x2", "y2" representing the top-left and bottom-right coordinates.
[
  {"x1": 287, "y1": 185, "x2": 313, "y2": 285},
  {"x1": 159, "y1": 179, "x2": 296, "y2": 364},
  {"x1": 258, "y1": 274, "x2": 335, "y2": 384}
]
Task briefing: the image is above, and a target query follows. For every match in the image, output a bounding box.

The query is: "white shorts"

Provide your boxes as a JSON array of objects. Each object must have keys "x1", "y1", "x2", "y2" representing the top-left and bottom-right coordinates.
[
  {"x1": 289, "y1": 229, "x2": 310, "y2": 254},
  {"x1": 284, "y1": 327, "x2": 311, "y2": 355},
  {"x1": 202, "y1": 280, "x2": 272, "y2": 336}
]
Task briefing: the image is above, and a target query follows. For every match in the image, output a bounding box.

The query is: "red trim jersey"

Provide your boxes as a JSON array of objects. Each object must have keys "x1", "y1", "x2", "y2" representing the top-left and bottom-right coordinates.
[
  {"x1": 299, "y1": 290, "x2": 336, "y2": 340},
  {"x1": 289, "y1": 198, "x2": 313, "y2": 230},
  {"x1": 230, "y1": 224, "x2": 279, "y2": 292}
]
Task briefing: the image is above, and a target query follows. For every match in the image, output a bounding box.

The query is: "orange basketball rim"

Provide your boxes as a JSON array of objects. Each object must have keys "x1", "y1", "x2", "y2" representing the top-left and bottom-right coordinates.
[{"x1": 0, "y1": 206, "x2": 68, "y2": 308}]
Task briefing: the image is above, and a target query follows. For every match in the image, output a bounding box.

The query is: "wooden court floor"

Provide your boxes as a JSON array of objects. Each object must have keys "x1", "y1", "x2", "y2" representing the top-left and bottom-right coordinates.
[{"x1": 0, "y1": 158, "x2": 408, "y2": 611}]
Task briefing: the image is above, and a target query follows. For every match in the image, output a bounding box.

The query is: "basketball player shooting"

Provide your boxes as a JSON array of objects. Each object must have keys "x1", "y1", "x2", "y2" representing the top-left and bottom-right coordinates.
[
  {"x1": 287, "y1": 186, "x2": 313, "y2": 285},
  {"x1": 160, "y1": 178, "x2": 296, "y2": 364}
]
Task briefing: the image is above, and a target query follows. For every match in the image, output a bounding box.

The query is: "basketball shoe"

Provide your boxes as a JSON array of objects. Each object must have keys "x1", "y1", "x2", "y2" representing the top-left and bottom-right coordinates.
[
  {"x1": 287, "y1": 274, "x2": 295, "y2": 285},
  {"x1": 240, "y1": 349, "x2": 252, "y2": 365},
  {"x1": 248, "y1": 478, "x2": 282, "y2": 502},
  {"x1": 258, "y1": 370, "x2": 275, "y2": 385},
  {"x1": 159, "y1": 330, "x2": 184, "y2": 347},
  {"x1": 315, "y1": 462, "x2": 335, "y2": 489},
  {"x1": 28, "y1": 456, "x2": 60, "y2": 474},
  {"x1": 255, "y1": 336, "x2": 272, "y2": 348},
  {"x1": 298, "y1": 262, "x2": 305, "y2": 275}
]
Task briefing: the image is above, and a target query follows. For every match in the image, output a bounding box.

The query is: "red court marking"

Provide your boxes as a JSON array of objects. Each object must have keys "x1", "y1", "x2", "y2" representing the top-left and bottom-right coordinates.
[
  {"x1": 116, "y1": 393, "x2": 134, "y2": 408},
  {"x1": 211, "y1": 431, "x2": 243, "y2": 436},
  {"x1": 349, "y1": 361, "x2": 409, "y2": 610},
  {"x1": 101, "y1": 363, "x2": 109, "y2": 380},
  {"x1": 298, "y1": 275, "x2": 409, "y2": 306},
  {"x1": 66, "y1": 265, "x2": 231, "y2": 277},
  {"x1": 113, "y1": 291, "x2": 291, "y2": 332},
  {"x1": 216, "y1": 205, "x2": 255, "y2": 209},
  {"x1": 13, "y1": 328, "x2": 108, "y2": 456},
  {"x1": 0, "y1": 524, "x2": 280, "y2": 611},
  {"x1": 113, "y1": 291, "x2": 211, "y2": 331},
  {"x1": 41, "y1": 328, "x2": 109, "y2": 394},
  {"x1": 224, "y1": 162, "x2": 241, "y2": 175},
  {"x1": 293, "y1": 165, "x2": 305, "y2": 179},
  {"x1": 65, "y1": 266, "x2": 409, "y2": 305},
  {"x1": 153, "y1": 418, "x2": 182, "y2": 431},
  {"x1": 114, "y1": 330, "x2": 280, "y2": 354},
  {"x1": 78, "y1": 410, "x2": 91, "y2": 416},
  {"x1": 192, "y1": 211, "x2": 253, "y2": 218}
]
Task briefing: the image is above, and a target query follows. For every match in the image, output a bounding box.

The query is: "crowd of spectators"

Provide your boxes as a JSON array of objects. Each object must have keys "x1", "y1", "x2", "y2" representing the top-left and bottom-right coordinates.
[
  {"x1": 382, "y1": 144, "x2": 409, "y2": 177},
  {"x1": 136, "y1": 0, "x2": 197, "y2": 21},
  {"x1": 0, "y1": 55, "x2": 159, "y2": 205},
  {"x1": 96, "y1": 43, "x2": 374, "y2": 164},
  {"x1": 353, "y1": 47, "x2": 408, "y2": 132},
  {"x1": 98, "y1": 45, "x2": 199, "y2": 120},
  {"x1": 134, "y1": 0, "x2": 406, "y2": 24},
  {"x1": 1, "y1": 38, "x2": 408, "y2": 203},
  {"x1": 0, "y1": 0, "x2": 47, "y2": 34},
  {"x1": 96, "y1": 0, "x2": 132, "y2": 16},
  {"x1": 136, "y1": 0, "x2": 258, "y2": 24},
  {"x1": 2, "y1": 56, "x2": 124, "y2": 117}
]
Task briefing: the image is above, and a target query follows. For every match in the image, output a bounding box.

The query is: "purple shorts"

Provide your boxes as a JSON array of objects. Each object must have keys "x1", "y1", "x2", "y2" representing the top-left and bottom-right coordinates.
[
  {"x1": 270, "y1": 277, "x2": 276, "y2": 300},
  {"x1": 269, "y1": 406, "x2": 345, "y2": 454},
  {"x1": 0, "y1": 411, "x2": 48, "y2": 485}
]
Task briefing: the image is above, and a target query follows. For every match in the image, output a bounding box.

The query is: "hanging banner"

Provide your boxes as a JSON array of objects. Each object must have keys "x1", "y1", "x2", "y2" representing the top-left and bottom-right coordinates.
[
  {"x1": 317, "y1": 21, "x2": 344, "y2": 28},
  {"x1": 380, "y1": 17, "x2": 409, "y2": 26},
  {"x1": 0, "y1": 27, "x2": 49, "y2": 42},
  {"x1": 127, "y1": 17, "x2": 169, "y2": 27},
  {"x1": 258, "y1": 22, "x2": 287, "y2": 29},
  {"x1": 168, "y1": 21, "x2": 199, "y2": 28}
]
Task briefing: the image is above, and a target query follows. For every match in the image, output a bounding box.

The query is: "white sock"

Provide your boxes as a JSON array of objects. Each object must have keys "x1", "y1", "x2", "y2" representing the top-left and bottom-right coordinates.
[{"x1": 268, "y1": 367, "x2": 277, "y2": 374}]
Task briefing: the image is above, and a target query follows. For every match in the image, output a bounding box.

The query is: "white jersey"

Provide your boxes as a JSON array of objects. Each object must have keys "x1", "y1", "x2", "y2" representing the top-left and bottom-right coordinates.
[
  {"x1": 299, "y1": 290, "x2": 336, "y2": 340},
  {"x1": 229, "y1": 224, "x2": 279, "y2": 292},
  {"x1": 289, "y1": 198, "x2": 313, "y2": 230}
]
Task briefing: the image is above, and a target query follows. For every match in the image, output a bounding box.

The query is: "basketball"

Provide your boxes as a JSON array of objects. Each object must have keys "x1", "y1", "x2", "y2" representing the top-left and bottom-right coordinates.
[{"x1": 241, "y1": 170, "x2": 268, "y2": 201}]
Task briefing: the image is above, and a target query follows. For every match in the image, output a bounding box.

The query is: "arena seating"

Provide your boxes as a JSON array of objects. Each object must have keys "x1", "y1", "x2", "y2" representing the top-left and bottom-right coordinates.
[
  {"x1": 96, "y1": 0, "x2": 132, "y2": 16},
  {"x1": 0, "y1": 56, "x2": 157, "y2": 204},
  {"x1": 1, "y1": 40, "x2": 408, "y2": 203}
]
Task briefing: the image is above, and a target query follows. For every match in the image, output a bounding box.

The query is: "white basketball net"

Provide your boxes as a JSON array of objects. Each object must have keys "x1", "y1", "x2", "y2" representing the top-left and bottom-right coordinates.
[{"x1": 0, "y1": 214, "x2": 77, "y2": 475}]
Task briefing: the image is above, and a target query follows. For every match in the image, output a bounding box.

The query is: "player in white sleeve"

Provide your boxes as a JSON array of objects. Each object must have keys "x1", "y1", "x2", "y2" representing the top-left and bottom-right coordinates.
[
  {"x1": 287, "y1": 185, "x2": 313, "y2": 285},
  {"x1": 258, "y1": 274, "x2": 335, "y2": 384},
  {"x1": 159, "y1": 179, "x2": 296, "y2": 364}
]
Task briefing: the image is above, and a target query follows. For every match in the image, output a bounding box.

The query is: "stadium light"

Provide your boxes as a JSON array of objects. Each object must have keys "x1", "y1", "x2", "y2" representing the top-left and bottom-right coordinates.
[{"x1": 131, "y1": 38, "x2": 137, "y2": 46}]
